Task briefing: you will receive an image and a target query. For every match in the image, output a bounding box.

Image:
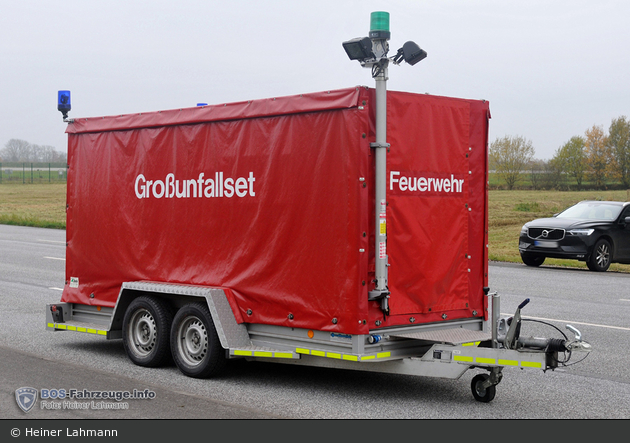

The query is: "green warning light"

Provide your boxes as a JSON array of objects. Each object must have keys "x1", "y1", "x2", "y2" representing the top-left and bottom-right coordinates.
[
  {"x1": 370, "y1": 11, "x2": 389, "y2": 31},
  {"x1": 369, "y1": 11, "x2": 390, "y2": 39}
]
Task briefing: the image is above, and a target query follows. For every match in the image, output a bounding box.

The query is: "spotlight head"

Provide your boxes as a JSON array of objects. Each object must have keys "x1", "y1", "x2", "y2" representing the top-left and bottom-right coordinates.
[
  {"x1": 401, "y1": 41, "x2": 427, "y2": 66},
  {"x1": 342, "y1": 37, "x2": 374, "y2": 61}
]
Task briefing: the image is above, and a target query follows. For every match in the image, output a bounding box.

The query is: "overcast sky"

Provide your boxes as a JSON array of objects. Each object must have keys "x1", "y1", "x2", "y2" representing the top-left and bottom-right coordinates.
[{"x1": 1, "y1": 0, "x2": 629, "y2": 160}]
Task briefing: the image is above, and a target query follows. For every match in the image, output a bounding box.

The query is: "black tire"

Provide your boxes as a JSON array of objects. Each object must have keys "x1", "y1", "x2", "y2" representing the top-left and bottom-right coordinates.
[
  {"x1": 471, "y1": 374, "x2": 496, "y2": 403},
  {"x1": 122, "y1": 296, "x2": 173, "y2": 367},
  {"x1": 170, "y1": 303, "x2": 227, "y2": 379},
  {"x1": 587, "y1": 238, "x2": 611, "y2": 272},
  {"x1": 520, "y1": 252, "x2": 545, "y2": 267}
]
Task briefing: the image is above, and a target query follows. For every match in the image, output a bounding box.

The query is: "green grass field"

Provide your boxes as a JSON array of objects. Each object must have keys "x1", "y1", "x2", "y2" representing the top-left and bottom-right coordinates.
[
  {"x1": 2, "y1": 183, "x2": 630, "y2": 272},
  {"x1": 0, "y1": 184, "x2": 66, "y2": 229}
]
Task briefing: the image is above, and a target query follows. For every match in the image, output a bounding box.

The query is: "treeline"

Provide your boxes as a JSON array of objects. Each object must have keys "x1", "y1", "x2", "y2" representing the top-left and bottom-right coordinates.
[
  {"x1": 0, "y1": 139, "x2": 67, "y2": 163},
  {"x1": 490, "y1": 116, "x2": 630, "y2": 190}
]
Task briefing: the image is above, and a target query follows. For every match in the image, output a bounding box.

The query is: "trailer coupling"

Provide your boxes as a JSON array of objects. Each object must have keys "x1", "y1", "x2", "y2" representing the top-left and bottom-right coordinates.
[{"x1": 496, "y1": 298, "x2": 592, "y2": 365}]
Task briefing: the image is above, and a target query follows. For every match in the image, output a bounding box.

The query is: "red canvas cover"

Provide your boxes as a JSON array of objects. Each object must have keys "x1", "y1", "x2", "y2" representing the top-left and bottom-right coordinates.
[
  {"x1": 62, "y1": 87, "x2": 489, "y2": 335},
  {"x1": 381, "y1": 92, "x2": 490, "y2": 327}
]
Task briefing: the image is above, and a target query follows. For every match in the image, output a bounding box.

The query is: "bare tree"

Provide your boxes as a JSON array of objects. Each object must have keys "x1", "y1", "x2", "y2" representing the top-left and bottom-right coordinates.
[
  {"x1": 2, "y1": 139, "x2": 31, "y2": 162},
  {"x1": 1, "y1": 139, "x2": 66, "y2": 163}
]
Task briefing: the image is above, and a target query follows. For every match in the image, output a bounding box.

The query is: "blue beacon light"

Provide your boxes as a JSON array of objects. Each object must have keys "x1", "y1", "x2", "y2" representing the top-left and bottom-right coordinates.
[{"x1": 58, "y1": 90, "x2": 71, "y2": 120}]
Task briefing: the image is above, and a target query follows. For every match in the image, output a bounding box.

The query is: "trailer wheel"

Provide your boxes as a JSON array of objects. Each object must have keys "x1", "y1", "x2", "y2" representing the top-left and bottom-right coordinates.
[
  {"x1": 170, "y1": 303, "x2": 227, "y2": 378},
  {"x1": 471, "y1": 374, "x2": 496, "y2": 403},
  {"x1": 122, "y1": 296, "x2": 173, "y2": 367}
]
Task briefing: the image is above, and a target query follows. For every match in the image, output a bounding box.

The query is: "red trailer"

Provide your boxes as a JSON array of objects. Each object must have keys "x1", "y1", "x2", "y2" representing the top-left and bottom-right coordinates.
[{"x1": 46, "y1": 87, "x2": 591, "y2": 402}]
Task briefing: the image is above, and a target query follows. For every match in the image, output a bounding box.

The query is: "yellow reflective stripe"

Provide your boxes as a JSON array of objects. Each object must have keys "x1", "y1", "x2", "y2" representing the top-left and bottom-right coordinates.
[
  {"x1": 456, "y1": 355, "x2": 542, "y2": 368},
  {"x1": 233, "y1": 350, "x2": 294, "y2": 359},
  {"x1": 499, "y1": 359, "x2": 519, "y2": 366},
  {"x1": 292, "y1": 348, "x2": 391, "y2": 361},
  {"x1": 253, "y1": 351, "x2": 273, "y2": 357},
  {"x1": 461, "y1": 341, "x2": 481, "y2": 347},
  {"x1": 521, "y1": 361, "x2": 542, "y2": 369},
  {"x1": 50, "y1": 323, "x2": 107, "y2": 336}
]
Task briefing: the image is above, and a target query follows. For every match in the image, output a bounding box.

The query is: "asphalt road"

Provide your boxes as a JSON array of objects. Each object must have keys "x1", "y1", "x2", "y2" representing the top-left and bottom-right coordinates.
[{"x1": 1, "y1": 224, "x2": 629, "y2": 420}]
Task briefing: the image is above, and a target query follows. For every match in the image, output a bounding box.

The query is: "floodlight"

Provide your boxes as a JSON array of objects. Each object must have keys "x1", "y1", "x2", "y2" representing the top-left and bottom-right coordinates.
[
  {"x1": 58, "y1": 90, "x2": 71, "y2": 120},
  {"x1": 401, "y1": 41, "x2": 427, "y2": 66},
  {"x1": 342, "y1": 37, "x2": 374, "y2": 61}
]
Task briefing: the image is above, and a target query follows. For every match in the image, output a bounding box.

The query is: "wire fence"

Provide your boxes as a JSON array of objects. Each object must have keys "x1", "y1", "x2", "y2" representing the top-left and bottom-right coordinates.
[{"x1": 0, "y1": 162, "x2": 67, "y2": 184}]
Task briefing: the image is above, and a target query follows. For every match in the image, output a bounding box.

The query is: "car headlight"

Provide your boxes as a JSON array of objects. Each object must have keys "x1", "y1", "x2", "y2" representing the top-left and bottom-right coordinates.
[{"x1": 568, "y1": 229, "x2": 594, "y2": 236}]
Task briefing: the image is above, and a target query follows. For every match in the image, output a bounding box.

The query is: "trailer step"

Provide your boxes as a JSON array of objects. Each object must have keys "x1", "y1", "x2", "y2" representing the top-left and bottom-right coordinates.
[{"x1": 389, "y1": 327, "x2": 491, "y2": 345}]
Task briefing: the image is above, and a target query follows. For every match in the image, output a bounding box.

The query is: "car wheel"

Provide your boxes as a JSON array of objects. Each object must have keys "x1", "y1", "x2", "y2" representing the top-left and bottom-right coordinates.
[
  {"x1": 520, "y1": 252, "x2": 545, "y2": 267},
  {"x1": 587, "y1": 238, "x2": 611, "y2": 272}
]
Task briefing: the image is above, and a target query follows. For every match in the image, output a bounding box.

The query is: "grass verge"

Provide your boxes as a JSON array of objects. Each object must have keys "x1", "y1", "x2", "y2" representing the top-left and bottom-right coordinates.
[{"x1": 0, "y1": 184, "x2": 66, "y2": 230}]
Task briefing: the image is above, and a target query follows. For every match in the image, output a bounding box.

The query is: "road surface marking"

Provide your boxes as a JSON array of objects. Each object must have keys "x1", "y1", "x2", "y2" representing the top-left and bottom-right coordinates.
[{"x1": 503, "y1": 313, "x2": 630, "y2": 332}]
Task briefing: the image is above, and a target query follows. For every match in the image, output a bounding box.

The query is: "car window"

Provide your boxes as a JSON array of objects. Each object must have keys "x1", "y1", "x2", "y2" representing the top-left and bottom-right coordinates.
[{"x1": 557, "y1": 203, "x2": 622, "y2": 220}]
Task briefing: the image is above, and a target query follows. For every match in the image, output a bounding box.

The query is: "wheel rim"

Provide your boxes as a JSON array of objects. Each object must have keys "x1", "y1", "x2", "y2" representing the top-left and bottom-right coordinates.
[
  {"x1": 128, "y1": 308, "x2": 157, "y2": 357},
  {"x1": 474, "y1": 381, "x2": 487, "y2": 398},
  {"x1": 596, "y1": 243, "x2": 610, "y2": 268},
  {"x1": 175, "y1": 315, "x2": 208, "y2": 367}
]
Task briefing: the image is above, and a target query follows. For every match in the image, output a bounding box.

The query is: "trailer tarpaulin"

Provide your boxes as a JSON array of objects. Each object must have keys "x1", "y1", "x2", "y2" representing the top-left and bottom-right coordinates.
[
  {"x1": 62, "y1": 87, "x2": 489, "y2": 335},
  {"x1": 384, "y1": 92, "x2": 489, "y2": 326}
]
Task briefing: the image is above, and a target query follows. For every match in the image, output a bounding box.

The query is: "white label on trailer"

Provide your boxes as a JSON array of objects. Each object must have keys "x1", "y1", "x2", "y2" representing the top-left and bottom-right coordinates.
[{"x1": 70, "y1": 277, "x2": 79, "y2": 288}]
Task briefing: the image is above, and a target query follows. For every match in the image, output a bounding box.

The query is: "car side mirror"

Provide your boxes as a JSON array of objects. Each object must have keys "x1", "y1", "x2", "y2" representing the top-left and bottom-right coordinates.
[{"x1": 625, "y1": 216, "x2": 630, "y2": 225}]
